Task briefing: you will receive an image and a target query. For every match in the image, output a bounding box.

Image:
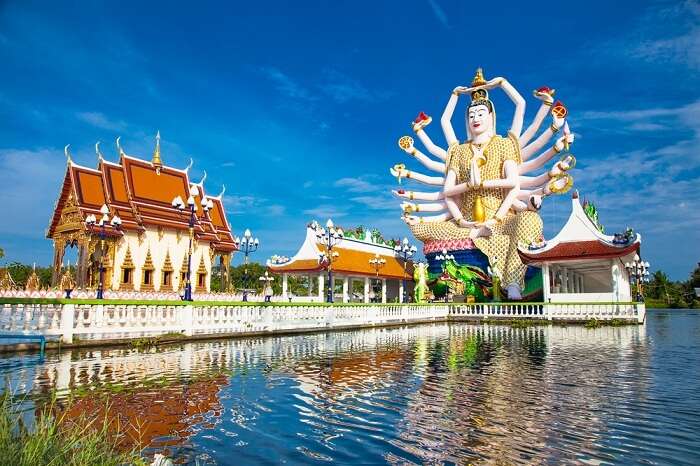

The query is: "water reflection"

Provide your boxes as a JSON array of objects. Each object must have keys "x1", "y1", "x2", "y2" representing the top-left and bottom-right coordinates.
[{"x1": 1, "y1": 312, "x2": 699, "y2": 465}]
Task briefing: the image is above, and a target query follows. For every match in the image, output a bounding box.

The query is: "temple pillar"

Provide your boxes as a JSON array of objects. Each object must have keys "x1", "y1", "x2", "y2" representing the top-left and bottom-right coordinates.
[
  {"x1": 282, "y1": 273, "x2": 288, "y2": 299},
  {"x1": 542, "y1": 264, "x2": 551, "y2": 302},
  {"x1": 399, "y1": 280, "x2": 404, "y2": 303},
  {"x1": 342, "y1": 276, "x2": 349, "y2": 303},
  {"x1": 381, "y1": 278, "x2": 387, "y2": 303},
  {"x1": 51, "y1": 240, "x2": 66, "y2": 286},
  {"x1": 364, "y1": 277, "x2": 370, "y2": 304},
  {"x1": 220, "y1": 253, "x2": 231, "y2": 292},
  {"x1": 318, "y1": 273, "x2": 324, "y2": 301},
  {"x1": 76, "y1": 240, "x2": 89, "y2": 289}
]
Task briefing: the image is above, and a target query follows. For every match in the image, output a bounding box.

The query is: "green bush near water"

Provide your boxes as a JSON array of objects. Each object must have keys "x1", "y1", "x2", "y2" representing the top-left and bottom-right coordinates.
[{"x1": 0, "y1": 392, "x2": 146, "y2": 466}]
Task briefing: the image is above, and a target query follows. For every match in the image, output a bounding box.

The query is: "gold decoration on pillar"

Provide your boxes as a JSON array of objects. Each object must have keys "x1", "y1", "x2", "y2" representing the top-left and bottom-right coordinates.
[{"x1": 152, "y1": 131, "x2": 163, "y2": 174}]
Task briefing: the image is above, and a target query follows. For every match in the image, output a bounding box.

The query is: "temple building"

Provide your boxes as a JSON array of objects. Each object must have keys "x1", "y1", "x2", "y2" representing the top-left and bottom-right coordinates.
[
  {"x1": 518, "y1": 192, "x2": 641, "y2": 303},
  {"x1": 267, "y1": 222, "x2": 414, "y2": 303},
  {"x1": 46, "y1": 135, "x2": 237, "y2": 293}
]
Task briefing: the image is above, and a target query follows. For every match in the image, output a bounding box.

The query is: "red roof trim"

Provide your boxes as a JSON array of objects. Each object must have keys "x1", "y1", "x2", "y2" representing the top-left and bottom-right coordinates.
[{"x1": 519, "y1": 240, "x2": 639, "y2": 263}]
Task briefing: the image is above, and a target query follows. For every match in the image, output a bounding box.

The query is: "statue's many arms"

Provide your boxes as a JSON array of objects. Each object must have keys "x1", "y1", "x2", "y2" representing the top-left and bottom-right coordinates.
[{"x1": 390, "y1": 68, "x2": 576, "y2": 299}]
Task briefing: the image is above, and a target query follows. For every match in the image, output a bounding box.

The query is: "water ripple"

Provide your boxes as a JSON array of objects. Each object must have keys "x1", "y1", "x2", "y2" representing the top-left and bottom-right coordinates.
[{"x1": 1, "y1": 310, "x2": 700, "y2": 464}]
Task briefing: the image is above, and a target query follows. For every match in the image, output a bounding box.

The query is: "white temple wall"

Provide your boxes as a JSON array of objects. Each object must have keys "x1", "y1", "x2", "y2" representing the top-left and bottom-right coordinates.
[{"x1": 111, "y1": 227, "x2": 212, "y2": 292}]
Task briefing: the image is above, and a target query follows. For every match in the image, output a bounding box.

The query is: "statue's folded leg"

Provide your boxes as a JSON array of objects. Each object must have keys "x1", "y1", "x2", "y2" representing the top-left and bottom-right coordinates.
[
  {"x1": 501, "y1": 211, "x2": 544, "y2": 288},
  {"x1": 409, "y1": 221, "x2": 474, "y2": 243}
]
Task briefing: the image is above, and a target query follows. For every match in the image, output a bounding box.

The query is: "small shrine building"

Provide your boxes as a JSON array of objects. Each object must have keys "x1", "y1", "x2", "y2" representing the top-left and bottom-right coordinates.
[
  {"x1": 518, "y1": 192, "x2": 641, "y2": 303},
  {"x1": 46, "y1": 136, "x2": 237, "y2": 293},
  {"x1": 267, "y1": 222, "x2": 414, "y2": 303}
]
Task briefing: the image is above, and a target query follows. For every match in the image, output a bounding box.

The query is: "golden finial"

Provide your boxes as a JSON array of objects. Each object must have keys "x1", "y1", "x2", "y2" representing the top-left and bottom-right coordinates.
[
  {"x1": 64, "y1": 144, "x2": 72, "y2": 164},
  {"x1": 471, "y1": 67, "x2": 487, "y2": 87},
  {"x1": 152, "y1": 130, "x2": 163, "y2": 172}
]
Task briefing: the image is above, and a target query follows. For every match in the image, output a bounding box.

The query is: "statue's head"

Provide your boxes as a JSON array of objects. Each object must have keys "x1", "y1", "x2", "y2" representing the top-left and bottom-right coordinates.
[
  {"x1": 467, "y1": 102, "x2": 493, "y2": 137},
  {"x1": 466, "y1": 68, "x2": 495, "y2": 139}
]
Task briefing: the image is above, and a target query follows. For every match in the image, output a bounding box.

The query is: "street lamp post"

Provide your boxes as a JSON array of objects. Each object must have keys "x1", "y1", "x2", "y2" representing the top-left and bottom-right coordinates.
[
  {"x1": 368, "y1": 253, "x2": 386, "y2": 303},
  {"x1": 435, "y1": 249, "x2": 455, "y2": 302},
  {"x1": 625, "y1": 254, "x2": 650, "y2": 302},
  {"x1": 172, "y1": 186, "x2": 212, "y2": 301},
  {"x1": 316, "y1": 219, "x2": 343, "y2": 303},
  {"x1": 394, "y1": 237, "x2": 417, "y2": 303},
  {"x1": 85, "y1": 204, "x2": 122, "y2": 299},
  {"x1": 234, "y1": 229, "x2": 259, "y2": 301}
]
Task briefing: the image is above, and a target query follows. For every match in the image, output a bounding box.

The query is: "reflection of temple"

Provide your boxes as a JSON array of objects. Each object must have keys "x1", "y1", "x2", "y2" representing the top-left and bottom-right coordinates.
[
  {"x1": 267, "y1": 222, "x2": 414, "y2": 302},
  {"x1": 46, "y1": 136, "x2": 237, "y2": 292},
  {"x1": 519, "y1": 192, "x2": 641, "y2": 303}
]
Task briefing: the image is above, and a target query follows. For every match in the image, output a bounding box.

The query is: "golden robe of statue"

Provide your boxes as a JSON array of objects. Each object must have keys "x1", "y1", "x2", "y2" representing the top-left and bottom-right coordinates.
[{"x1": 410, "y1": 133, "x2": 543, "y2": 287}]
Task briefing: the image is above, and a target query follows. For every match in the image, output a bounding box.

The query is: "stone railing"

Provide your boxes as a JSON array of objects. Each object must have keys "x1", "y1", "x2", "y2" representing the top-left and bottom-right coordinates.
[{"x1": 0, "y1": 299, "x2": 645, "y2": 345}]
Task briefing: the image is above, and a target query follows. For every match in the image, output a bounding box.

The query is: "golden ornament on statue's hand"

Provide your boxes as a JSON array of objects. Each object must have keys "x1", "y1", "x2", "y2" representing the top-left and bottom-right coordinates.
[{"x1": 398, "y1": 136, "x2": 414, "y2": 150}]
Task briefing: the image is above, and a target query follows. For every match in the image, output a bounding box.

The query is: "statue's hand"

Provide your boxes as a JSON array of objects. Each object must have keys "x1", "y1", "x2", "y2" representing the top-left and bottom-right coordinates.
[
  {"x1": 553, "y1": 133, "x2": 575, "y2": 152},
  {"x1": 403, "y1": 215, "x2": 420, "y2": 226},
  {"x1": 453, "y1": 86, "x2": 471, "y2": 95},
  {"x1": 484, "y1": 77, "x2": 505, "y2": 90},
  {"x1": 533, "y1": 86, "x2": 555, "y2": 104}
]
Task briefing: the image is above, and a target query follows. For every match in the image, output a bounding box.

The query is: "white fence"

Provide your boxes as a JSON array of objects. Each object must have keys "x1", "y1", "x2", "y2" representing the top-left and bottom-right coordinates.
[{"x1": 0, "y1": 301, "x2": 645, "y2": 345}]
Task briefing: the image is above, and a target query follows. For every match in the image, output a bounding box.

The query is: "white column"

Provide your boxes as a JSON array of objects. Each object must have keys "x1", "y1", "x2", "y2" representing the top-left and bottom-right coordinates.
[
  {"x1": 542, "y1": 264, "x2": 551, "y2": 302},
  {"x1": 282, "y1": 273, "x2": 288, "y2": 299},
  {"x1": 364, "y1": 277, "x2": 370, "y2": 303},
  {"x1": 342, "y1": 276, "x2": 349, "y2": 303},
  {"x1": 561, "y1": 267, "x2": 569, "y2": 293},
  {"x1": 318, "y1": 273, "x2": 324, "y2": 301},
  {"x1": 399, "y1": 280, "x2": 405, "y2": 303},
  {"x1": 381, "y1": 278, "x2": 387, "y2": 303}
]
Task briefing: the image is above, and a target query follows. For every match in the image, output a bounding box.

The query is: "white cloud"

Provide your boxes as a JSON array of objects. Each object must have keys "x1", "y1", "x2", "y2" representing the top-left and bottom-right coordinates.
[
  {"x1": 302, "y1": 205, "x2": 347, "y2": 219},
  {"x1": 76, "y1": 111, "x2": 127, "y2": 131},
  {"x1": 426, "y1": 0, "x2": 449, "y2": 29},
  {"x1": 0, "y1": 147, "x2": 65, "y2": 237},
  {"x1": 334, "y1": 177, "x2": 377, "y2": 193},
  {"x1": 259, "y1": 66, "x2": 315, "y2": 101}
]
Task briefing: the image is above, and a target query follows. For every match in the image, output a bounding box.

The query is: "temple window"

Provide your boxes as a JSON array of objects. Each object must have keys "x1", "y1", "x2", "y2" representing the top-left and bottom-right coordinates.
[
  {"x1": 198, "y1": 272, "x2": 206, "y2": 288},
  {"x1": 161, "y1": 251, "x2": 174, "y2": 290},
  {"x1": 122, "y1": 268, "x2": 132, "y2": 285},
  {"x1": 119, "y1": 247, "x2": 135, "y2": 291},
  {"x1": 162, "y1": 271, "x2": 172, "y2": 287},
  {"x1": 141, "y1": 248, "x2": 155, "y2": 291}
]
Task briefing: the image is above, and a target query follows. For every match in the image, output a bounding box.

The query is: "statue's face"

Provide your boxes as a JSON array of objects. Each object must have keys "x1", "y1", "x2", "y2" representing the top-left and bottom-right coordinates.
[{"x1": 468, "y1": 104, "x2": 492, "y2": 136}]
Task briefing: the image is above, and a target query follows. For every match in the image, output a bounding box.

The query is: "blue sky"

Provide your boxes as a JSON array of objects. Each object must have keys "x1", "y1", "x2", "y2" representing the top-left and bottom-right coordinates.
[{"x1": 0, "y1": 0, "x2": 698, "y2": 280}]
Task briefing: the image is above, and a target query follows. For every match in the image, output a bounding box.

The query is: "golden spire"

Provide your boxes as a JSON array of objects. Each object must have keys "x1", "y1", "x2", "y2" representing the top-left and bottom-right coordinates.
[
  {"x1": 152, "y1": 130, "x2": 163, "y2": 172},
  {"x1": 471, "y1": 67, "x2": 487, "y2": 87}
]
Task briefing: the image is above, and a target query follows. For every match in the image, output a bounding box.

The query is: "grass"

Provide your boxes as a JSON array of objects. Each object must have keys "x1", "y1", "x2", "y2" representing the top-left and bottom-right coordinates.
[
  {"x1": 484, "y1": 319, "x2": 550, "y2": 328},
  {"x1": 0, "y1": 391, "x2": 147, "y2": 466}
]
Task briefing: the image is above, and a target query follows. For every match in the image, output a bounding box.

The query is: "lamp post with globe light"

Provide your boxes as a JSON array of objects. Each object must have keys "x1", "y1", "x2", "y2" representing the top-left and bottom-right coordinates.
[
  {"x1": 172, "y1": 186, "x2": 213, "y2": 301},
  {"x1": 316, "y1": 219, "x2": 343, "y2": 303},
  {"x1": 85, "y1": 204, "x2": 122, "y2": 299},
  {"x1": 625, "y1": 254, "x2": 650, "y2": 302},
  {"x1": 368, "y1": 253, "x2": 386, "y2": 303},
  {"x1": 394, "y1": 238, "x2": 417, "y2": 303},
  {"x1": 234, "y1": 229, "x2": 259, "y2": 301}
]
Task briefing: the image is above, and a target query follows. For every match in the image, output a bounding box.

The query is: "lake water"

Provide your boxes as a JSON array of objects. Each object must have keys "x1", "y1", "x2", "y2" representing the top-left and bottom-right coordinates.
[{"x1": 2, "y1": 309, "x2": 699, "y2": 465}]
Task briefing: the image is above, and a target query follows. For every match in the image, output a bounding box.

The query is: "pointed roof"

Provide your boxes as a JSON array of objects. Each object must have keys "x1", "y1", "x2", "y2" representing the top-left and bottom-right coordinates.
[
  {"x1": 46, "y1": 137, "x2": 238, "y2": 253},
  {"x1": 518, "y1": 192, "x2": 641, "y2": 264},
  {"x1": 267, "y1": 222, "x2": 414, "y2": 280}
]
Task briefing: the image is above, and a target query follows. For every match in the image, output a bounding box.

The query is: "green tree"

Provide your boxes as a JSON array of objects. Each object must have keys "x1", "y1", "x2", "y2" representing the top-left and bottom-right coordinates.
[{"x1": 0, "y1": 247, "x2": 4, "y2": 260}]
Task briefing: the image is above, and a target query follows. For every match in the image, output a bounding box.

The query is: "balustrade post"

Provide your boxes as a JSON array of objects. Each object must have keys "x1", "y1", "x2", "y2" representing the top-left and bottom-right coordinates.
[
  {"x1": 637, "y1": 302, "x2": 646, "y2": 323},
  {"x1": 60, "y1": 303, "x2": 75, "y2": 344},
  {"x1": 181, "y1": 304, "x2": 194, "y2": 336}
]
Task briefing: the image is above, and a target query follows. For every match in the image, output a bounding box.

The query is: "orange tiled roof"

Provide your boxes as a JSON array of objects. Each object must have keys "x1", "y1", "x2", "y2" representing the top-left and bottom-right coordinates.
[
  {"x1": 519, "y1": 240, "x2": 639, "y2": 264},
  {"x1": 47, "y1": 152, "x2": 237, "y2": 252},
  {"x1": 271, "y1": 246, "x2": 413, "y2": 280}
]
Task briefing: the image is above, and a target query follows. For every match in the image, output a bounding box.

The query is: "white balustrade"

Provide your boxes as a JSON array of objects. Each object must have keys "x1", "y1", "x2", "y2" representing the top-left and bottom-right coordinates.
[{"x1": 0, "y1": 299, "x2": 645, "y2": 346}]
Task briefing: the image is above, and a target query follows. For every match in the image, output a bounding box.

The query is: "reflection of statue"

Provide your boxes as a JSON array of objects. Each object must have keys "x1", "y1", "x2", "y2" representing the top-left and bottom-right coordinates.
[
  {"x1": 413, "y1": 262, "x2": 428, "y2": 303},
  {"x1": 391, "y1": 68, "x2": 576, "y2": 299}
]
